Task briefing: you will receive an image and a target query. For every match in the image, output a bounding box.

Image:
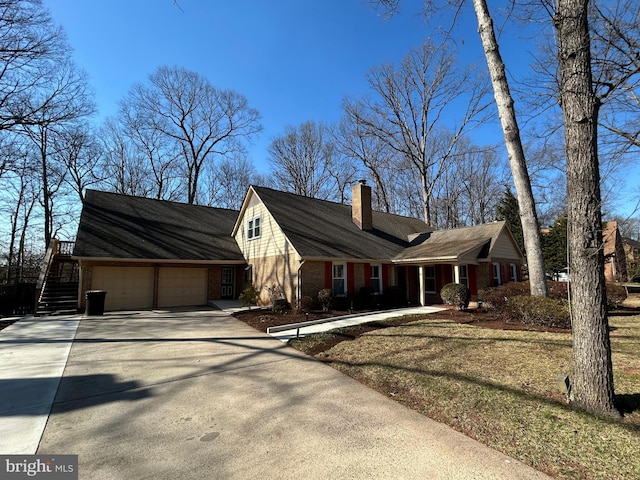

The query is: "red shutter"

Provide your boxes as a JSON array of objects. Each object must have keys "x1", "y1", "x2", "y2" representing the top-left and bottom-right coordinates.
[
  {"x1": 325, "y1": 262, "x2": 332, "y2": 289},
  {"x1": 501, "y1": 264, "x2": 507, "y2": 284},
  {"x1": 347, "y1": 262, "x2": 355, "y2": 294},
  {"x1": 364, "y1": 263, "x2": 371, "y2": 288},
  {"x1": 382, "y1": 264, "x2": 389, "y2": 289},
  {"x1": 443, "y1": 264, "x2": 453, "y2": 285},
  {"x1": 468, "y1": 265, "x2": 477, "y2": 295}
]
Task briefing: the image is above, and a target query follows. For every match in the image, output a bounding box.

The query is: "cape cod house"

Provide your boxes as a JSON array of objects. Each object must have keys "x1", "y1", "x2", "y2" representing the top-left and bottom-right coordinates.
[{"x1": 73, "y1": 182, "x2": 524, "y2": 311}]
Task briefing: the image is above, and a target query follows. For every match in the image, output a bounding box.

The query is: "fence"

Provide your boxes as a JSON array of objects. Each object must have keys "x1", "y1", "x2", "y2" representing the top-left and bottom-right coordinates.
[{"x1": 0, "y1": 283, "x2": 36, "y2": 316}]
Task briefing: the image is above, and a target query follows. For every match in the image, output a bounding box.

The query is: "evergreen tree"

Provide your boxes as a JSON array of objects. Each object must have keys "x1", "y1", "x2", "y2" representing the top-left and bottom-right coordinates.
[
  {"x1": 496, "y1": 187, "x2": 524, "y2": 254},
  {"x1": 543, "y1": 213, "x2": 568, "y2": 280}
]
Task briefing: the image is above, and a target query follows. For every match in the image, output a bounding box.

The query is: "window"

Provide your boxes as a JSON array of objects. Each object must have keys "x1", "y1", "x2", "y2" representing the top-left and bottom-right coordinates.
[
  {"x1": 510, "y1": 263, "x2": 518, "y2": 282},
  {"x1": 370, "y1": 265, "x2": 381, "y2": 293},
  {"x1": 424, "y1": 266, "x2": 436, "y2": 294},
  {"x1": 333, "y1": 263, "x2": 346, "y2": 295},
  {"x1": 459, "y1": 265, "x2": 468, "y2": 287},
  {"x1": 451, "y1": 265, "x2": 468, "y2": 287},
  {"x1": 247, "y1": 217, "x2": 261, "y2": 240},
  {"x1": 493, "y1": 262, "x2": 502, "y2": 285}
]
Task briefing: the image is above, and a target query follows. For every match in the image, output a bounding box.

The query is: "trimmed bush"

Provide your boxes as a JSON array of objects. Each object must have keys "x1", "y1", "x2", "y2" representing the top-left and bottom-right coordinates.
[
  {"x1": 356, "y1": 286, "x2": 374, "y2": 309},
  {"x1": 382, "y1": 285, "x2": 405, "y2": 308},
  {"x1": 239, "y1": 285, "x2": 259, "y2": 308},
  {"x1": 297, "y1": 295, "x2": 315, "y2": 313},
  {"x1": 318, "y1": 288, "x2": 334, "y2": 311},
  {"x1": 440, "y1": 283, "x2": 471, "y2": 310},
  {"x1": 505, "y1": 295, "x2": 570, "y2": 329},
  {"x1": 333, "y1": 294, "x2": 351, "y2": 311}
]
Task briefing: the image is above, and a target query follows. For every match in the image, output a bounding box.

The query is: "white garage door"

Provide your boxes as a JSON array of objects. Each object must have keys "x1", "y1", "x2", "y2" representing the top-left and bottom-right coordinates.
[
  {"x1": 158, "y1": 268, "x2": 207, "y2": 308},
  {"x1": 92, "y1": 266, "x2": 154, "y2": 311}
]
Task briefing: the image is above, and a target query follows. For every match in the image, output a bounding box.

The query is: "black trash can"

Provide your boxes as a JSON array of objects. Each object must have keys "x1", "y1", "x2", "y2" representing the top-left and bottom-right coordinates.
[{"x1": 85, "y1": 290, "x2": 107, "y2": 316}]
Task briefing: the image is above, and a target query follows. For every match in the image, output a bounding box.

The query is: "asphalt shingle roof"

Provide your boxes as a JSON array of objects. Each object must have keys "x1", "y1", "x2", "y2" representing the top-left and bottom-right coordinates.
[
  {"x1": 74, "y1": 190, "x2": 245, "y2": 261},
  {"x1": 394, "y1": 221, "x2": 507, "y2": 262},
  {"x1": 251, "y1": 186, "x2": 432, "y2": 260}
]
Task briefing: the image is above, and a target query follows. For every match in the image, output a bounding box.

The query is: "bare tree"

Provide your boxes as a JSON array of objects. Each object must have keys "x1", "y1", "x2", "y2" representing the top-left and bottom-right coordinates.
[
  {"x1": 555, "y1": 0, "x2": 618, "y2": 418},
  {"x1": 343, "y1": 39, "x2": 492, "y2": 227},
  {"x1": 1, "y1": 146, "x2": 38, "y2": 283},
  {"x1": 471, "y1": 0, "x2": 548, "y2": 297},
  {"x1": 118, "y1": 97, "x2": 182, "y2": 200},
  {"x1": 205, "y1": 156, "x2": 256, "y2": 210},
  {"x1": 54, "y1": 124, "x2": 102, "y2": 203},
  {"x1": 19, "y1": 60, "x2": 94, "y2": 247},
  {"x1": 124, "y1": 66, "x2": 262, "y2": 204},
  {"x1": 373, "y1": 0, "x2": 620, "y2": 416},
  {"x1": 268, "y1": 121, "x2": 343, "y2": 200},
  {"x1": 590, "y1": 0, "x2": 640, "y2": 152},
  {"x1": 337, "y1": 108, "x2": 398, "y2": 213},
  {"x1": 97, "y1": 118, "x2": 155, "y2": 197},
  {"x1": 0, "y1": 0, "x2": 70, "y2": 131}
]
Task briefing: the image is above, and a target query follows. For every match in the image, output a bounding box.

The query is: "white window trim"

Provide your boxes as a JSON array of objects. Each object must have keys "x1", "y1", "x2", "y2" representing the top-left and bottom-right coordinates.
[
  {"x1": 493, "y1": 262, "x2": 502, "y2": 285},
  {"x1": 370, "y1": 264, "x2": 382, "y2": 293},
  {"x1": 424, "y1": 266, "x2": 436, "y2": 294},
  {"x1": 510, "y1": 263, "x2": 518, "y2": 282},
  {"x1": 247, "y1": 216, "x2": 261, "y2": 240},
  {"x1": 453, "y1": 265, "x2": 468, "y2": 288},
  {"x1": 333, "y1": 262, "x2": 347, "y2": 295}
]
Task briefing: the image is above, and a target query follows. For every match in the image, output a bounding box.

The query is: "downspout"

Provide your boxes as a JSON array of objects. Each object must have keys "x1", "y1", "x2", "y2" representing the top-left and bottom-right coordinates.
[{"x1": 297, "y1": 259, "x2": 305, "y2": 309}]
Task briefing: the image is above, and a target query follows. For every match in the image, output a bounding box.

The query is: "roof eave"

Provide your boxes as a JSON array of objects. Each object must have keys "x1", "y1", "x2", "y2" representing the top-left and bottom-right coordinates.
[{"x1": 74, "y1": 256, "x2": 246, "y2": 265}]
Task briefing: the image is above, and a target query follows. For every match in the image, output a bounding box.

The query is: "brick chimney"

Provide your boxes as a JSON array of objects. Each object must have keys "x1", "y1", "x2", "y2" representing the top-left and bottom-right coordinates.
[{"x1": 352, "y1": 180, "x2": 372, "y2": 230}]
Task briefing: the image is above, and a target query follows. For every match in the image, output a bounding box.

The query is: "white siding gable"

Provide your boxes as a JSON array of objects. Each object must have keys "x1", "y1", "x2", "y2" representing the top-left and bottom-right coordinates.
[{"x1": 233, "y1": 191, "x2": 300, "y2": 262}]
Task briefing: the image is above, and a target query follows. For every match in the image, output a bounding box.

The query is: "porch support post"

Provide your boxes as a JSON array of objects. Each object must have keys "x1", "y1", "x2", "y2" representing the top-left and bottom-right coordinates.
[
  {"x1": 418, "y1": 266, "x2": 425, "y2": 306},
  {"x1": 453, "y1": 264, "x2": 460, "y2": 284}
]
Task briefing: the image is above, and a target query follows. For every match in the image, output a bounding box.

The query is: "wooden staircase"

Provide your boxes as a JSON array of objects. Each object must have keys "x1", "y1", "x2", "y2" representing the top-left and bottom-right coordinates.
[{"x1": 35, "y1": 240, "x2": 80, "y2": 316}]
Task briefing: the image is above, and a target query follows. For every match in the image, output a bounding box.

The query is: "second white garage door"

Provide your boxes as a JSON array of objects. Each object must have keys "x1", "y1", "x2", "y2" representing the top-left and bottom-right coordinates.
[{"x1": 158, "y1": 267, "x2": 208, "y2": 308}]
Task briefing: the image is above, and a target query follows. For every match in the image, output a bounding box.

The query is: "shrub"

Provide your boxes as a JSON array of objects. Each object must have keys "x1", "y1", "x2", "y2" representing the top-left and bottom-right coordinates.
[
  {"x1": 606, "y1": 283, "x2": 627, "y2": 309},
  {"x1": 440, "y1": 283, "x2": 471, "y2": 310},
  {"x1": 382, "y1": 285, "x2": 405, "y2": 308},
  {"x1": 505, "y1": 295, "x2": 571, "y2": 329},
  {"x1": 238, "y1": 285, "x2": 259, "y2": 308},
  {"x1": 297, "y1": 295, "x2": 315, "y2": 313},
  {"x1": 318, "y1": 288, "x2": 334, "y2": 311},
  {"x1": 355, "y1": 286, "x2": 376, "y2": 310},
  {"x1": 272, "y1": 298, "x2": 288, "y2": 313},
  {"x1": 480, "y1": 281, "x2": 569, "y2": 312},
  {"x1": 264, "y1": 284, "x2": 284, "y2": 304},
  {"x1": 333, "y1": 294, "x2": 351, "y2": 311}
]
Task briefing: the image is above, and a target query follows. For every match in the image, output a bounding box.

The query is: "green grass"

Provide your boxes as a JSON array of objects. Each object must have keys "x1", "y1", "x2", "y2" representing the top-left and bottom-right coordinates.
[{"x1": 292, "y1": 313, "x2": 640, "y2": 479}]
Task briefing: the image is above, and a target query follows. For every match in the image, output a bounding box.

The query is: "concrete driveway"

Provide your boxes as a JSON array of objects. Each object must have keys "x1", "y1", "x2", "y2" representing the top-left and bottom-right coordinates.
[{"x1": 34, "y1": 308, "x2": 549, "y2": 479}]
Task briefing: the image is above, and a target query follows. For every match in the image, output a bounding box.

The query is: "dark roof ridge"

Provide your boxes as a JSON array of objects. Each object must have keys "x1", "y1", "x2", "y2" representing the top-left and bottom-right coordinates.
[
  {"x1": 250, "y1": 184, "x2": 433, "y2": 224},
  {"x1": 84, "y1": 189, "x2": 240, "y2": 214}
]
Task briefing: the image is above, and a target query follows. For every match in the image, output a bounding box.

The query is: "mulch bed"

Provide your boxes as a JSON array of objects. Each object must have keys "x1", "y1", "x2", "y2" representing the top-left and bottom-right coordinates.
[{"x1": 233, "y1": 305, "x2": 571, "y2": 334}]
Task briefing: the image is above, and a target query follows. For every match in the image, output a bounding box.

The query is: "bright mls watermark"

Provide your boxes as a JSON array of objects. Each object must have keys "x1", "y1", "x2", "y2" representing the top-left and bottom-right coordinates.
[{"x1": 0, "y1": 455, "x2": 77, "y2": 479}]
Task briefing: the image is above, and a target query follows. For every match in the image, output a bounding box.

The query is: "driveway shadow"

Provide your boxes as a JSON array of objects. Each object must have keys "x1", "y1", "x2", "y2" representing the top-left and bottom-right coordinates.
[{"x1": 0, "y1": 374, "x2": 151, "y2": 416}]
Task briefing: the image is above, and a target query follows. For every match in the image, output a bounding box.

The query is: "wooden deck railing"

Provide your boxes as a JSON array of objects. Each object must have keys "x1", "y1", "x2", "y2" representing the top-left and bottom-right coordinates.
[{"x1": 57, "y1": 241, "x2": 75, "y2": 256}]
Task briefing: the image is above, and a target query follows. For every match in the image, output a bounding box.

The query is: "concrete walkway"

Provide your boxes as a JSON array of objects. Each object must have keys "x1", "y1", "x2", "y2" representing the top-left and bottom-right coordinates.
[
  {"x1": 265, "y1": 306, "x2": 448, "y2": 341},
  {"x1": 5, "y1": 308, "x2": 550, "y2": 479},
  {"x1": 0, "y1": 315, "x2": 81, "y2": 454}
]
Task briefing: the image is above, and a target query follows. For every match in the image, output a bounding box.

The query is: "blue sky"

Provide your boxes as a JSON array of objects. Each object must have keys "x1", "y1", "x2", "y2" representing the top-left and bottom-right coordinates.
[
  {"x1": 45, "y1": 0, "x2": 500, "y2": 173},
  {"x1": 44, "y1": 0, "x2": 638, "y2": 218}
]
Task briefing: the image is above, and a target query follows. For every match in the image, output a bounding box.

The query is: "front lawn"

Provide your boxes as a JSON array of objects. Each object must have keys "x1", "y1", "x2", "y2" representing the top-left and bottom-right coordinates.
[{"x1": 289, "y1": 310, "x2": 640, "y2": 480}]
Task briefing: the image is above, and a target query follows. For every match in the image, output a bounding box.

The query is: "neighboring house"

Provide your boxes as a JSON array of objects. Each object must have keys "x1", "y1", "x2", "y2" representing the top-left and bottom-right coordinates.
[
  {"x1": 74, "y1": 190, "x2": 246, "y2": 311},
  {"x1": 232, "y1": 182, "x2": 524, "y2": 307},
  {"x1": 74, "y1": 183, "x2": 525, "y2": 311},
  {"x1": 603, "y1": 221, "x2": 628, "y2": 283},
  {"x1": 622, "y1": 236, "x2": 640, "y2": 281}
]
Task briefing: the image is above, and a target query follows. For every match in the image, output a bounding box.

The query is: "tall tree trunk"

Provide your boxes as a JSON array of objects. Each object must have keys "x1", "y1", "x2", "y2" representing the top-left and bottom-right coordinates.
[
  {"x1": 472, "y1": 0, "x2": 547, "y2": 297},
  {"x1": 555, "y1": 0, "x2": 618, "y2": 418}
]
